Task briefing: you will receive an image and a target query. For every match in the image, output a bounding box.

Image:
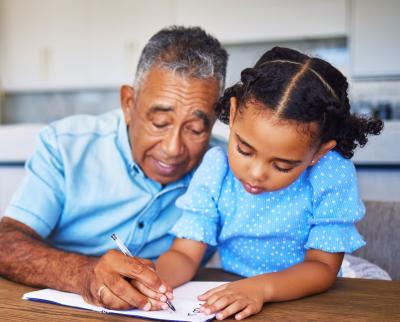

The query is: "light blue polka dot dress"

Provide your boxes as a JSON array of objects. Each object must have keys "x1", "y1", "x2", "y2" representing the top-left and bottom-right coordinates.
[{"x1": 171, "y1": 146, "x2": 365, "y2": 277}]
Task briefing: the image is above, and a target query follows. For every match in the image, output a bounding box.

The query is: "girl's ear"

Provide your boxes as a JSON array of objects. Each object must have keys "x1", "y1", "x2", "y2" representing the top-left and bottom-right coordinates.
[
  {"x1": 310, "y1": 140, "x2": 337, "y2": 165},
  {"x1": 229, "y1": 97, "x2": 238, "y2": 129}
]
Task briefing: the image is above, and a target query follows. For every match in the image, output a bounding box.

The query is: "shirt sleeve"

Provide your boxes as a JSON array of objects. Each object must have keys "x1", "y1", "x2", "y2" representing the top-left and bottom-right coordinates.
[
  {"x1": 170, "y1": 146, "x2": 228, "y2": 246},
  {"x1": 305, "y1": 152, "x2": 366, "y2": 253},
  {"x1": 4, "y1": 125, "x2": 65, "y2": 238}
]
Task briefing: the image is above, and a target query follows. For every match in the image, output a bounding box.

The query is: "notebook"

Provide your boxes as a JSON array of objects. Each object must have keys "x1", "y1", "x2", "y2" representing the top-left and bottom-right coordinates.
[{"x1": 23, "y1": 281, "x2": 226, "y2": 322}]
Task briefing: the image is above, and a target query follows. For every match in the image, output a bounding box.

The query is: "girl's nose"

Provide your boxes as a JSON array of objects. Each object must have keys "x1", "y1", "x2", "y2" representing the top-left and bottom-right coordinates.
[{"x1": 249, "y1": 160, "x2": 268, "y2": 183}]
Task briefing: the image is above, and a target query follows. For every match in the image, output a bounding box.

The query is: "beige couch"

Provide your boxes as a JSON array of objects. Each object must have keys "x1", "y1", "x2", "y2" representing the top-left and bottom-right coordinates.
[{"x1": 355, "y1": 200, "x2": 400, "y2": 280}]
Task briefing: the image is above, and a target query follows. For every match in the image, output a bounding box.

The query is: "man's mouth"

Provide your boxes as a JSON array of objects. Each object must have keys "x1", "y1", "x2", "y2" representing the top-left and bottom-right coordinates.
[
  {"x1": 152, "y1": 158, "x2": 186, "y2": 176},
  {"x1": 242, "y1": 182, "x2": 264, "y2": 195}
]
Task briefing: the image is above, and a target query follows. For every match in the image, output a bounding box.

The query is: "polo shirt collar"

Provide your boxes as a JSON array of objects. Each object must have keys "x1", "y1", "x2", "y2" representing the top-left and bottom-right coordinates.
[{"x1": 116, "y1": 112, "x2": 138, "y2": 172}]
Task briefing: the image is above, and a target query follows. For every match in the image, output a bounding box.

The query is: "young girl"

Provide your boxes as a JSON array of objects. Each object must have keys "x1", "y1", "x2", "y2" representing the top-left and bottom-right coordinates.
[{"x1": 155, "y1": 47, "x2": 383, "y2": 320}]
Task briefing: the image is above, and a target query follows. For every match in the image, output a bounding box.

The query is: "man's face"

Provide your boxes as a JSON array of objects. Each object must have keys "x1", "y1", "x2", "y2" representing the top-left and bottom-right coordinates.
[{"x1": 121, "y1": 66, "x2": 220, "y2": 185}]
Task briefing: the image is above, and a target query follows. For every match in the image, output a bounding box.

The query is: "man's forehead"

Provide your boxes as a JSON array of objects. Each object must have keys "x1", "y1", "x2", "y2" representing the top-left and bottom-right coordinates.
[
  {"x1": 139, "y1": 66, "x2": 219, "y2": 94},
  {"x1": 136, "y1": 66, "x2": 219, "y2": 112}
]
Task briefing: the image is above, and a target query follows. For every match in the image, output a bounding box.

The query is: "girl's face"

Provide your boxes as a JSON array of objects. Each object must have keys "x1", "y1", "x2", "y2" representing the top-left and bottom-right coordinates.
[{"x1": 228, "y1": 98, "x2": 335, "y2": 194}]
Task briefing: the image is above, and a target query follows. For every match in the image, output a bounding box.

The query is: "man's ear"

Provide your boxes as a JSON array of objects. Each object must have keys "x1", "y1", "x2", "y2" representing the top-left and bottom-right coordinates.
[
  {"x1": 310, "y1": 140, "x2": 337, "y2": 165},
  {"x1": 120, "y1": 85, "x2": 136, "y2": 125},
  {"x1": 229, "y1": 97, "x2": 238, "y2": 129}
]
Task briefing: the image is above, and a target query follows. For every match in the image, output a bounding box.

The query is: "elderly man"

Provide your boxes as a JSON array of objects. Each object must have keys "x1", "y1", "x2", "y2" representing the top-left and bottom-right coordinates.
[{"x1": 0, "y1": 26, "x2": 227, "y2": 311}]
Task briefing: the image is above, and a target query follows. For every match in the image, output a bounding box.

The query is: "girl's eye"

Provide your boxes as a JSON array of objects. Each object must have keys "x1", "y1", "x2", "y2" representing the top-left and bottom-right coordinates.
[
  {"x1": 273, "y1": 164, "x2": 293, "y2": 173},
  {"x1": 236, "y1": 144, "x2": 252, "y2": 156}
]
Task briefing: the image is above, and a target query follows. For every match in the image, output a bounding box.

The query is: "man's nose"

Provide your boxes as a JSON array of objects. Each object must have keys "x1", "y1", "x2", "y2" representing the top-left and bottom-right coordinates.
[{"x1": 161, "y1": 128, "x2": 185, "y2": 158}]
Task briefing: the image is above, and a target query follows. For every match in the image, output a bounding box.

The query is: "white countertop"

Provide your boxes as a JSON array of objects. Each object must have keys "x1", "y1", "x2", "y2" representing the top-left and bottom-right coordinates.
[{"x1": 0, "y1": 124, "x2": 43, "y2": 162}]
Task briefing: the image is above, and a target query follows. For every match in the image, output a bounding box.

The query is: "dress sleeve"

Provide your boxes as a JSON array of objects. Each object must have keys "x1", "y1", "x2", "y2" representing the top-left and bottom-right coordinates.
[
  {"x1": 170, "y1": 146, "x2": 228, "y2": 246},
  {"x1": 4, "y1": 125, "x2": 65, "y2": 238},
  {"x1": 305, "y1": 152, "x2": 366, "y2": 253}
]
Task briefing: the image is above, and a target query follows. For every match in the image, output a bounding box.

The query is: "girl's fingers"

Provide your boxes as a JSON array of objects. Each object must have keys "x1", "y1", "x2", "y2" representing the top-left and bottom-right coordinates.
[
  {"x1": 215, "y1": 300, "x2": 248, "y2": 320},
  {"x1": 200, "y1": 290, "x2": 230, "y2": 313},
  {"x1": 235, "y1": 304, "x2": 259, "y2": 320},
  {"x1": 198, "y1": 284, "x2": 227, "y2": 300},
  {"x1": 202, "y1": 293, "x2": 235, "y2": 314}
]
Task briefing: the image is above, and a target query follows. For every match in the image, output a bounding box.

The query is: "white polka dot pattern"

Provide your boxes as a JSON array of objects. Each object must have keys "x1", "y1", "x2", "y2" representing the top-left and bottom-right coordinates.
[{"x1": 171, "y1": 147, "x2": 366, "y2": 277}]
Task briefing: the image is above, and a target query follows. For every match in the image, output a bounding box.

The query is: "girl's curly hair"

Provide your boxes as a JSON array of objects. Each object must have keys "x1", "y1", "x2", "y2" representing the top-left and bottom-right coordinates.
[{"x1": 216, "y1": 47, "x2": 383, "y2": 159}]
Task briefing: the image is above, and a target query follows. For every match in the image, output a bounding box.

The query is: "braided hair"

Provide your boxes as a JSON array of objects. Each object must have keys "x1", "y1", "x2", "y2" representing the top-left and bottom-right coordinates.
[{"x1": 216, "y1": 47, "x2": 383, "y2": 159}]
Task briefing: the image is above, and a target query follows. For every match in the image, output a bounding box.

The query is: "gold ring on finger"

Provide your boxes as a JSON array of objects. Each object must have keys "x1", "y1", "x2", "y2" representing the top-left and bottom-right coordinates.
[{"x1": 97, "y1": 284, "x2": 106, "y2": 300}]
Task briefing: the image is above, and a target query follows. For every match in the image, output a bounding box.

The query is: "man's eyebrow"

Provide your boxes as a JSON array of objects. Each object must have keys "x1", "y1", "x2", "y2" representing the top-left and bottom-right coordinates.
[
  {"x1": 194, "y1": 110, "x2": 211, "y2": 129},
  {"x1": 146, "y1": 105, "x2": 174, "y2": 116}
]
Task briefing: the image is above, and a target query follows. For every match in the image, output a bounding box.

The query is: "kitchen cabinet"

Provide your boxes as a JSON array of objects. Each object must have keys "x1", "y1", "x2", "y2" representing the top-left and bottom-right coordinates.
[
  {"x1": 175, "y1": 0, "x2": 348, "y2": 44},
  {"x1": 0, "y1": 0, "x2": 175, "y2": 91},
  {"x1": 350, "y1": 0, "x2": 400, "y2": 79}
]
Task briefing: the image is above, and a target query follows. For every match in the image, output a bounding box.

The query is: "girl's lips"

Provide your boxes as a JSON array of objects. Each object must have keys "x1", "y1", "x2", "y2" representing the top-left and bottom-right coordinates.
[{"x1": 242, "y1": 182, "x2": 264, "y2": 195}]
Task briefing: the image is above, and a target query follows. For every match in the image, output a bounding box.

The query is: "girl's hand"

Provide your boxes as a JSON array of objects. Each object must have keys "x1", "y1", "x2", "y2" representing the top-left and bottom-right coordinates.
[{"x1": 199, "y1": 278, "x2": 265, "y2": 320}]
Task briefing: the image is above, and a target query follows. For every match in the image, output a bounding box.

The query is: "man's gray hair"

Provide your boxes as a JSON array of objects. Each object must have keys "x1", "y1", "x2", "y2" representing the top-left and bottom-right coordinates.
[{"x1": 135, "y1": 26, "x2": 228, "y2": 94}]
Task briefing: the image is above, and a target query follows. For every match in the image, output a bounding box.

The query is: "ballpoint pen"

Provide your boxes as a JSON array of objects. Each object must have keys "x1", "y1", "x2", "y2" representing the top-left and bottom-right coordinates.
[{"x1": 110, "y1": 233, "x2": 176, "y2": 311}]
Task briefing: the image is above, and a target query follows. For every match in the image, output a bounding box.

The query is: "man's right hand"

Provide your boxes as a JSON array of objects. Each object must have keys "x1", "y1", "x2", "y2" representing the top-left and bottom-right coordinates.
[
  {"x1": 0, "y1": 217, "x2": 172, "y2": 312},
  {"x1": 81, "y1": 249, "x2": 172, "y2": 310}
]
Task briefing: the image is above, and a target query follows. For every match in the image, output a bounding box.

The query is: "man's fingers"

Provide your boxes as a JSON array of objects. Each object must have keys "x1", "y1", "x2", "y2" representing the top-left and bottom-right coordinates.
[
  {"x1": 131, "y1": 280, "x2": 166, "y2": 302},
  {"x1": 103, "y1": 250, "x2": 165, "y2": 293},
  {"x1": 98, "y1": 284, "x2": 133, "y2": 310},
  {"x1": 103, "y1": 275, "x2": 151, "y2": 310},
  {"x1": 137, "y1": 258, "x2": 156, "y2": 270}
]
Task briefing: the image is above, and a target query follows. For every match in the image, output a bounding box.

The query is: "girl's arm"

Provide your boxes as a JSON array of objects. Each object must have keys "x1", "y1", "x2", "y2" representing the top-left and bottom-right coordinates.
[
  {"x1": 156, "y1": 238, "x2": 208, "y2": 288},
  {"x1": 200, "y1": 249, "x2": 343, "y2": 320}
]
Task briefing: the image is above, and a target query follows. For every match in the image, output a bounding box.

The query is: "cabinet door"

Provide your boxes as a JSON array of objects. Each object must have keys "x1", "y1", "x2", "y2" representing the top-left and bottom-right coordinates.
[
  {"x1": 0, "y1": 0, "x2": 175, "y2": 91},
  {"x1": 0, "y1": 0, "x2": 91, "y2": 91},
  {"x1": 350, "y1": 0, "x2": 400, "y2": 78},
  {"x1": 175, "y1": 0, "x2": 347, "y2": 43}
]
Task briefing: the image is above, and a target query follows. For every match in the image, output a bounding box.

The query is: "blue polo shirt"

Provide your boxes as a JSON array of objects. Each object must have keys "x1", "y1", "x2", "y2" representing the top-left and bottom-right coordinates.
[{"x1": 5, "y1": 109, "x2": 196, "y2": 259}]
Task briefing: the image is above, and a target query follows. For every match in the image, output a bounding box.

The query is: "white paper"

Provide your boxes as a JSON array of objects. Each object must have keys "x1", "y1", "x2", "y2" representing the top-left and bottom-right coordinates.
[{"x1": 23, "y1": 281, "x2": 226, "y2": 322}]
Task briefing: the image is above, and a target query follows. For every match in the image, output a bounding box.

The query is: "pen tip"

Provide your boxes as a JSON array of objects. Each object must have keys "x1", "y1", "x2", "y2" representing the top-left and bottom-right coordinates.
[
  {"x1": 167, "y1": 300, "x2": 176, "y2": 311},
  {"x1": 111, "y1": 234, "x2": 117, "y2": 240}
]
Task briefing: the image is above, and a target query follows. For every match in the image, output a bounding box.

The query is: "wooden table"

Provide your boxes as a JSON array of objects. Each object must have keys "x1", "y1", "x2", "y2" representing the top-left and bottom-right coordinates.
[{"x1": 1, "y1": 268, "x2": 400, "y2": 322}]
